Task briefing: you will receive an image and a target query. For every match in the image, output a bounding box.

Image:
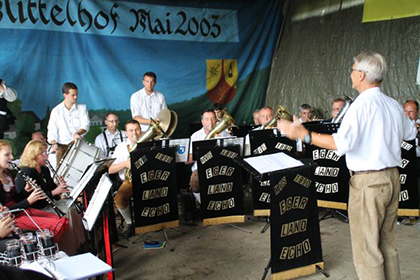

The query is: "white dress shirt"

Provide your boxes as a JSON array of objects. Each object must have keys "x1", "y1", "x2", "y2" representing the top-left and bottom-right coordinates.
[
  {"x1": 332, "y1": 87, "x2": 416, "y2": 171},
  {"x1": 189, "y1": 127, "x2": 230, "y2": 172},
  {"x1": 47, "y1": 102, "x2": 90, "y2": 145},
  {"x1": 130, "y1": 88, "x2": 167, "y2": 132},
  {"x1": 95, "y1": 129, "x2": 126, "y2": 158},
  {"x1": 0, "y1": 80, "x2": 18, "y2": 102},
  {"x1": 112, "y1": 139, "x2": 137, "y2": 181}
]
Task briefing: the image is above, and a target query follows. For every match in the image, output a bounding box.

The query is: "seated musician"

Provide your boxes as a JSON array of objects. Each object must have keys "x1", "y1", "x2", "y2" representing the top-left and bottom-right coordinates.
[
  {"x1": 330, "y1": 98, "x2": 345, "y2": 120},
  {"x1": 14, "y1": 140, "x2": 86, "y2": 255},
  {"x1": 253, "y1": 109, "x2": 260, "y2": 125},
  {"x1": 186, "y1": 109, "x2": 230, "y2": 202},
  {"x1": 108, "y1": 120, "x2": 142, "y2": 238},
  {"x1": 47, "y1": 82, "x2": 90, "y2": 165},
  {"x1": 95, "y1": 112, "x2": 126, "y2": 158},
  {"x1": 0, "y1": 140, "x2": 69, "y2": 247},
  {"x1": 298, "y1": 104, "x2": 312, "y2": 123},
  {"x1": 244, "y1": 107, "x2": 273, "y2": 155},
  {"x1": 0, "y1": 205, "x2": 18, "y2": 252}
]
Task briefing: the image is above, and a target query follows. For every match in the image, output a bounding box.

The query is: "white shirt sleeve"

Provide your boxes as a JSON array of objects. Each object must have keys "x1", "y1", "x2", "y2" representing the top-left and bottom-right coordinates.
[
  {"x1": 130, "y1": 93, "x2": 143, "y2": 118},
  {"x1": 0, "y1": 81, "x2": 18, "y2": 102},
  {"x1": 47, "y1": 107, "x2": 59, "y2": 143},
  {"x1": 78, "y1": 104, "x2": 90, "y2": 133}
]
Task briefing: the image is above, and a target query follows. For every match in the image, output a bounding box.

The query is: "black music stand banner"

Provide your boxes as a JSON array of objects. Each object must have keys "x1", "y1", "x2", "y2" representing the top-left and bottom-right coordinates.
[
  {"x1": 131, "y1": 146, "x2": 179, "y2": 234},
  {"x1": 304, "y1": 122, "x2": 349, "y2": 211},
  {"x1": 269, "y1": 164, "x2": 324, "y2": 279},
  {"x1": 398, "y1": 139, "x2": 419, "y2": 216},
  {"x1": 197, "y1": 145, "x2": 245, "y2": 226},
  {"x1": 306, "y1": 145, "x2": 350, "y2": 210},
  {"x1": 249, "y1": 129, "x2": 296, "y2": 216},
  {"x1": 249, "y1": 129, "x2": 296, "y2": 157}
]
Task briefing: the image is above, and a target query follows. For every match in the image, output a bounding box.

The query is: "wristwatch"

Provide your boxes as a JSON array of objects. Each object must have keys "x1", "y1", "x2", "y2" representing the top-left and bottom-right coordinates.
[{"x1": 303, "y1": 131, "x2": 312, "y2": 144}]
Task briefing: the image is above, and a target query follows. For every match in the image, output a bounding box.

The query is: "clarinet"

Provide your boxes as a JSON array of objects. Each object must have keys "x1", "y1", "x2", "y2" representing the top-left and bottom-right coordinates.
[
  {"x1": 10, "y1": 163, "x2": 65, "y2": 218},
  {"x1": 0, "y1": 204, "x2": 23, "y2": 238}
]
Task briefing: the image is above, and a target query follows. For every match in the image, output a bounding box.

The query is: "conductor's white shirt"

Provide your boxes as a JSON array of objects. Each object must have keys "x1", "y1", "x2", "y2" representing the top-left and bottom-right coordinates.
[{"x1": 333, "y1": 87, "x2": 416, "y2": 171}]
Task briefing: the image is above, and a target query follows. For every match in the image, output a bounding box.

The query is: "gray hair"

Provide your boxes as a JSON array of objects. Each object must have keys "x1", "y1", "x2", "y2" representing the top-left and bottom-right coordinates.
[{"x1": 354, "y1": 52, "x2": 387, "y2": 84}]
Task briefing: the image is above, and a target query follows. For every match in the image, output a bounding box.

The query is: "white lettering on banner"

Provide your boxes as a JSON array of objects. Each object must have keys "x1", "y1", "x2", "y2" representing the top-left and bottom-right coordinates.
[
  {"x1": 401, "y1": 141, "x2": 413, "y2": 151},
  {"x1": 260, "y1": 180, "x2": 270, "y2": 186},
  {"x1": 140, "y1": 170, "x2": 170, "y2": 183},
  {"x1": 207, "y1": 182, "x2": 233, "y2": 194},
  {"x1": 259, "y1": 192, "x2": 270, "y2": 203},
  {"x1": 205, "y1": 166, "x2": 235, "y2": 179},
  {"x1": 207, "y1": 198, "x2": 235, "y2": 210},
  {"x1": 399, "y1": 190, "x2": 409, "y2": 201},
  {"x1": 142, "y1": 187, "x2": 169, "y2": 200},
  {"x1": 279, "y1": 196, "x2": 308, "y2": 215},
  {"x1": 399, "y1": 159, "x2": 409, "y2": 169},
  {"x1": 141, "y1": 203, "x2": 170, "y2": 217},
  {"x1": 274, "y1": 142, "x2": 293, "y2": 152},
  {"x1": 399, "y1": 174, "x2": 407, "y2": 184},
  {"x1": 155, "y1": 152, "x2": 173, "y2": 163},
  {"x1": 252, "y1": 143, "x2": 267, "y2": 155},
  {"x1": 200, "y1": 151, "x2": 213, "y2": 165},
  {"x1": 314, "y1": 166, "x2": 339, "y2": 177},
  {"x1": 293, "y1": 174, "x2": 312, "y2": 188},
  {"x1": 279, "y1": 239, "x2": 311, "y2": 260},
  {"x1": 315, "y1": 182, "x2": 339, "y2": 193},
  {"x1": 220, "y1": 149, "x2": 238, "y2": 159},
  {"x1": 0, "y1": 1, "x2": 239, "y2": 43},
  {"x1": 273, "y1": 176, "x2": 287, "y2": 196},
  {"x1": 280, "y1": 219, "x2": 308, "y2": 237},
  {"x1": 312, "y1": 149, "x2": 341, "y2": 161},
  {"x1": 134, "y1": 155, "x2": 148, "y2": 169}
]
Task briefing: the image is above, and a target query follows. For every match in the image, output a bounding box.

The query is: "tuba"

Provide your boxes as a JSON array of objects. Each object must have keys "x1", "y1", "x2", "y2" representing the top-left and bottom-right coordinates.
[
  {"x1": 124, "y1": 109, "x2": 178, "y2": 182},
  {"x1": 205, "y1": 110, "x2": 236, "y2": 140},
  {"x1": 263, "y1": 105, "x2": 293, "y2": 129}
]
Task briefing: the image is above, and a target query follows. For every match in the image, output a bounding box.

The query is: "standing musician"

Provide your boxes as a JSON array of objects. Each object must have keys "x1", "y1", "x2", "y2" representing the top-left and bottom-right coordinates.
[
  {"x1": 95, "y1": 112, "x2": 126, "y2": 158},
  {"x1": 108, "y1": 120, "x2": 142, "y2": 238},
  {"x1": 0, "y1": 140, "x2": 69, "y2": 246},
  {"x1": 47, "y1": 82, "x2": 90, "y2": 165},
  {"x1": 14, "y1": 140, "x2": 86, "y2": 255},
  {"x1": 278, "y1": 52, "x2": 417, "y2": 280},
  {"x1": 130, "y1": 72, "x2": 167, "y2": 132}
]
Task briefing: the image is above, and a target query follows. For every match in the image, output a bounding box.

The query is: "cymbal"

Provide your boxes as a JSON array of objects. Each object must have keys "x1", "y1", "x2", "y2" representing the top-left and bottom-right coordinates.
[{"x1": 154, "y1": 108, "x2": 178, "y2": 138}]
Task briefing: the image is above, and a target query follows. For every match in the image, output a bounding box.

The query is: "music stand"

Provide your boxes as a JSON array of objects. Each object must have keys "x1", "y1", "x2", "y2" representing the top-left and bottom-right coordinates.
[{"x1": 303, "y1": 122, "x2": 349, "y2": 223}]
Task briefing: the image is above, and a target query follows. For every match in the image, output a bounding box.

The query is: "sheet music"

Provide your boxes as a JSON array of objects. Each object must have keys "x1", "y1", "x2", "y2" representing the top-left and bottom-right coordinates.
[
  {"x1": 43, "y1": 252, "x2": 113, "y2": 279},
  {"x1": 82, "y1": 173, "x2": 113, "y2": 231},
  {"x1": 244, "y1": 152, "x2": 303, "y2": 174},
  {"x1": 169, "y1": 138, "x2": 190, "y2": 162}
]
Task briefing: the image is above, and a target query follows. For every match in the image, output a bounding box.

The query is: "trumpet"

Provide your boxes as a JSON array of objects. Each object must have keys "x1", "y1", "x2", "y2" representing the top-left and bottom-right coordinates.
[
  {"x1": 205, "y1": 110, "x2": 236, "y2": 140},
  {"x1": 10, "y1": 163, "x2": 65, "y2": 218},
  {"x1": 263, "y1": 105, "x2": 293, "y2": 129}
]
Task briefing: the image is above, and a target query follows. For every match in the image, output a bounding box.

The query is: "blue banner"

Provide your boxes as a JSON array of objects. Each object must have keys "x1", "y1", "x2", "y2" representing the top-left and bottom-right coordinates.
[{"x1": 0, "y1": 0, "x2": 282, "y2": 142}]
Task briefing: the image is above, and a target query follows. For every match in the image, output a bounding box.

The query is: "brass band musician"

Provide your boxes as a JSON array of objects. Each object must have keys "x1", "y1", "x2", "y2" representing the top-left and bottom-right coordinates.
[
  {"x1": 186, "y1": 109, "x2": 230, "y2": 202},
  {"x1": 108, "y1": 120, "x2": 142, "y2": 238},
  {"x1": 47, "y1": 82, "x2": 90, "y2": 165}
]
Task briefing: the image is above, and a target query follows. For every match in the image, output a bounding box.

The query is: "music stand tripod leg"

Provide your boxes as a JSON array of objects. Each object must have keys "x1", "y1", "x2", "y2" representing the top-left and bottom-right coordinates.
[
  {"x1": 161, "y1": 228, "x2": 175, "y2": 252},
  {"x1": 227, "y1": 224, "x2": 252, "y2": 234},
  {"x1": 260, "y1": 217, "x2": 270, "y2": 234},
  {"x1": 261, "y1": 258, "x2": 271, "y2": 280},
  {"x1": 131, "y1": 232, "x2": 148, "y2": 245}
]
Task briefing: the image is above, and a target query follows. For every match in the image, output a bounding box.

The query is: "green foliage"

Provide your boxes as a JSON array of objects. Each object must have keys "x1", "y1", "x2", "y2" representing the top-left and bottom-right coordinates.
[{"x1": 84, "y1": 125, "x2": 103, "y2": 144}]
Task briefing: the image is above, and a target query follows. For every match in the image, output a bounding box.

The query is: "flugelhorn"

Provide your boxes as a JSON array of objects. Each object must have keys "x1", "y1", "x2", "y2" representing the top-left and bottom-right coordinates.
[
  {"x1": 124, "y1": 109, "x2": 178, "y2": 182},
  {"x1": 10, "y1": 163, "x2": 65, "y2": 218},
  {"x1": 205, "y1": 110, "x2": 236, "y2": 140},
  {"x1": 263, "y1": 105, "x2": 293, "y2": 128}
]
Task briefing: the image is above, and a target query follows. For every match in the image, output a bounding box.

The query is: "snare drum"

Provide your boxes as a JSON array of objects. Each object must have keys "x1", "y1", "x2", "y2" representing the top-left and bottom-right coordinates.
[{"x1": 56, "y1": 139, "x2": 100, "y2": 189}]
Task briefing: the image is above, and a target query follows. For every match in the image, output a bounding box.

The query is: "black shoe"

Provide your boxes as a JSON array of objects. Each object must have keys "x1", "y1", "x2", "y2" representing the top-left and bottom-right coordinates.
[{"x1": 122, "y1": 223, "x2": 135, "y2": 239}]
